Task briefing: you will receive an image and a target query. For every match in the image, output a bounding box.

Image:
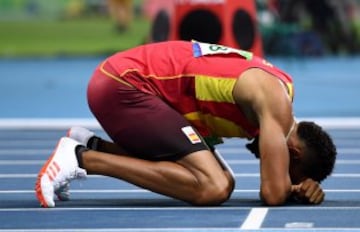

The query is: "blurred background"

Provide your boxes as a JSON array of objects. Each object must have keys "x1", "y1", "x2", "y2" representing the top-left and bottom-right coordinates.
[
  {"x1": 0, "y1": 0, "x2": 360, "y2": 118},
  {"x1": 1, "y1": 0, "x2": 359, "y2": 57}
]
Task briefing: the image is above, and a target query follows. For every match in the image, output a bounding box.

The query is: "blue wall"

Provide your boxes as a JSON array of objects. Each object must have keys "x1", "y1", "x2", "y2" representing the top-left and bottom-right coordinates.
[{"x1": 0, "y1": 56, "x2": 359, "y2": 118}]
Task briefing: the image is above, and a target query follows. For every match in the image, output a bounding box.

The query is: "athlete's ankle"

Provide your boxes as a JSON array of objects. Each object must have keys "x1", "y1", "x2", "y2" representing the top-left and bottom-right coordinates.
[
  {"x1": 75, "y1": 145, "x2": 89, "y2": 169},
  {"x1": 87, "y1": 136, "x2": 101, "y2": 150}
]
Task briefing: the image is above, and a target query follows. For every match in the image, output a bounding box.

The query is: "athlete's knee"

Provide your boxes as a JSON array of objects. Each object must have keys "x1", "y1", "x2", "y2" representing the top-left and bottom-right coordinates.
[{"x1": 190, "y1": 177, "x2": 233, "y2": 206}]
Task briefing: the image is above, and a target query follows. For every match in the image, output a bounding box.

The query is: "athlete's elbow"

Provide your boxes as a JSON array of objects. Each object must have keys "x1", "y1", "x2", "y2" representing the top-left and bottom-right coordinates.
[
  {"x1": 260, "y1": 185, "x2": 289, "y2": 206},
  {"x1": 261, "y1": 194, "x2": 287, "y2": 206}
]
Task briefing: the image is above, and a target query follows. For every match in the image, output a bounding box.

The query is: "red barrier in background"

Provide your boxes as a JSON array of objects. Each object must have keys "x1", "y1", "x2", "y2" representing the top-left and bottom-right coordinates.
[{"x1": 146, "y1": 0, "x2": 263, "y2": 57}]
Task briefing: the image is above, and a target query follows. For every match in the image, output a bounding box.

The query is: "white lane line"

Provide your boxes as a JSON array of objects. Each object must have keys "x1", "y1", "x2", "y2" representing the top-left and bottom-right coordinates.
[
  {"x1": 0, "y1": 160, "x2": 44, "y2": 165},
  {"x1": 0, "y1": 141, "x2": 54, "y2": 146},
  {"x1": 0, "y1": 229, "x2": 249, "y2": 232},
  {"x1": 0, "y1": 229, "x2": 246, "y2": 232},
  {"x1": 240, "y1": 207, "x2": 268, "y2": 229},
  {"x1": 1, "y1": 206, "x2": 360, "y2": 212},
  {"x1": 0, "y1": 118, "x2": 101, "y2": 129},
  {"x1": 0, "y1": 228, "x2": 359, "y2": 232},
  {"x1": 0, "y1": 174, "x2": 37, "y2": 178},
  {"x1": 0, "y1": 207, "x2": 252, "y2": 212},
  {"x1": 0, "y1": 149, "x2": 51, "y2": 155},
  {"x1": 0, "y1": 189, "x2": 151, "y2": 194},
  {"x1": 1, "y1": 173, "x2": 360, "y2": 178},
  {"x1": 2, "y1": 189, "x2": 360, "y2": 194}
]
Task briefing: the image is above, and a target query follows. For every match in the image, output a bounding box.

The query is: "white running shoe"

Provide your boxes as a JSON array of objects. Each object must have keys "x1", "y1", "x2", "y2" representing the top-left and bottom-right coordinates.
[
  {"x1": 55, "y1": 126, "x2": 95, "y2": 202},
  {"x1": 35, "y1": 137, "x2": 87, "y2": 208},
  {"x1": 66, "y1": 126, "x2": 95, "y2": 147}
]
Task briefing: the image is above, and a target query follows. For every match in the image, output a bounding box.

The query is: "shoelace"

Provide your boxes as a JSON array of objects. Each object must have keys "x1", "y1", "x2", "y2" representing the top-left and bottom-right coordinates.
[
  {"x1": 68, "y1": 168, "x2": 87, "y2": 181},
  {"x1": 53, "y1": 168, "x2": 86, "y2": 191},
  {"x1": 54, "y1": 168, "x2": 87, "y2": 198}
]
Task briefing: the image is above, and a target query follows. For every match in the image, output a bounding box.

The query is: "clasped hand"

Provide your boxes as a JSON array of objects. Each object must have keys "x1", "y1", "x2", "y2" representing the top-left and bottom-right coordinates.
[{"x1": 291, "y1": 178, "x2": 324, "y2": 204}]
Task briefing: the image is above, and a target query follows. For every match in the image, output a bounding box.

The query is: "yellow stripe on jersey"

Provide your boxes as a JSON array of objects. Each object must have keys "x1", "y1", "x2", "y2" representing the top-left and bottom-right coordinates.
[
  {"x1": 286, "y1": 82, "x2": 294, "y2": 101},
  {"x1": 195, "y1": 75, "x2": 237, "y2": 103},
  {"x1": 183, "y1": 111, "x2": 202, "y2": 121},
  {"x1": 184, "y1": 112, "x2": 250, "y2": 138}
]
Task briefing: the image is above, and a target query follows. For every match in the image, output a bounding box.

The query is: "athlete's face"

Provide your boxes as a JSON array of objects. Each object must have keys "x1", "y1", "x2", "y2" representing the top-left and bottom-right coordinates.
[
  {"x1": 288, "y1": 148, "x2": 307, "y2": 184},
  {"x1": 287, "y1": 128, "x2": 308, "y2": 184},
  {"x1": 289, "y1": 164, "x2": 306, "y2": 184}
]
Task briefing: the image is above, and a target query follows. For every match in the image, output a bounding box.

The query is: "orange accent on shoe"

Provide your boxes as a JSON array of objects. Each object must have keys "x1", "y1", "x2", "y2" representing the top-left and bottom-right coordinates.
[
  {"x1": 35, "y1": 139, "x2": 62, "y2": 208},
  {"x1": 46, "y1": 170, "x2": 54, "y2": 182},
  {"x1": 53, "y1": 161, "x2": 61, "y2": 172},
  {"x1": 49, "y1": 165, "x2": 56, "y2": 178}
]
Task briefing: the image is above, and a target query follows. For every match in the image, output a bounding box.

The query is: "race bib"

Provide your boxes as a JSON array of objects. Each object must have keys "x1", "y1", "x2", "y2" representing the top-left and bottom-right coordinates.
[{"x1": 192, "y1": 40, "x2": 253, "y2": 60}]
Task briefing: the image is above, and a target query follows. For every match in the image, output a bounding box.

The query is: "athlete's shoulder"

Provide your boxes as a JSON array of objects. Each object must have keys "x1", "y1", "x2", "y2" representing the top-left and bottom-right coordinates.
[{"x1": 145, "y1": 40, "x2": 192, "y2": 48}]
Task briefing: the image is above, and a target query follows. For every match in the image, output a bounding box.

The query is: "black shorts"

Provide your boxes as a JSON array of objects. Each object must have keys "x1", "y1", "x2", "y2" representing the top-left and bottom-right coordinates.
[{"x1": 87, "y1": 64, "x2": 209, "y2": 161}]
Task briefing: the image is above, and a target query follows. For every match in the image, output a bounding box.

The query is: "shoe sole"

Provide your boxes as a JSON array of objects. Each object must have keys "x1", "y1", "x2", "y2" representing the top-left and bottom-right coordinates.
[{"x1": 35, "y1": 139, "x2": 62, "y2": 208}]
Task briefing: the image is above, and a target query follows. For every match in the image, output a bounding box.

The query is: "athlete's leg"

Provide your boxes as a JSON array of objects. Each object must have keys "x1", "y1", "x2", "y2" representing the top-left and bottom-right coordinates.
[
  {"x1": 67, "y1": 127, "x2": 235, "y2": 205},
  {"x1": 93, "y1": 137, "x2": 128, "y2": 155},
  {"x1": 80, "y1": 148, "x2": 234, "y2": 206},
  {"x1": 68, "y1": 126, "x2": 235, "y2": 205},
  {"x1": 68, "y1": 126, "x2": 235, "y2": 204},
  {"x1": 99, "y1": 142, "x2": 235, "y2": 193},
  {"x1": 67, "y1": 126, "x2": 128, "y2": 155}
]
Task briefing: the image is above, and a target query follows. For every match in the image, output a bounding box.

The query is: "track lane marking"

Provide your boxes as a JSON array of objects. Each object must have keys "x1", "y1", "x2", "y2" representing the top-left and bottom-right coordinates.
[
  {"x1": 240, "y1": 207, "x2": 268, "y2": 229},
  {"x1": 2, "y1": 189, "x2": 360, "y2": 195}
]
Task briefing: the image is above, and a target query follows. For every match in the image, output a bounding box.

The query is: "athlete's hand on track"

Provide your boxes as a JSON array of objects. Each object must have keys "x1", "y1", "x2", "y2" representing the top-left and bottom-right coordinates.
[{"x1": 291, "y1": 178, "x2": 325, "y2": 204}]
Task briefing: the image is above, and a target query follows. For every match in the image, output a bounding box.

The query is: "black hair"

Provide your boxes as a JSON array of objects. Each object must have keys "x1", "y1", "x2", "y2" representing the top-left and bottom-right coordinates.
[{"x1": 297, "y1": 121, "x2": 337, "y2": 182}]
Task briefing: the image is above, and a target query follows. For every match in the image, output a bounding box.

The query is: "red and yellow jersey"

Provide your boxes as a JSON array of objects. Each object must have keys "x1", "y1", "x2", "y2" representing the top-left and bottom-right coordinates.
[{"x1": 104, "y1": 40, "x2": 294, "y2": 141}]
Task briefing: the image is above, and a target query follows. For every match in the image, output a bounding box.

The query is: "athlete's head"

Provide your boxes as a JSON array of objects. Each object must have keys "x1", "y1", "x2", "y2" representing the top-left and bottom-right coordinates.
[{"x1": 289, "y1": 121, "x2": 337, "y2": 183}]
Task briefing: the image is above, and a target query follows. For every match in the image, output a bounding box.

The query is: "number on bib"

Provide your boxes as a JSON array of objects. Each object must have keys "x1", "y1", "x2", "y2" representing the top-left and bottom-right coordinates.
[{"x1": 192, "y1": 41, "x2": 253, "y2": 60}]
